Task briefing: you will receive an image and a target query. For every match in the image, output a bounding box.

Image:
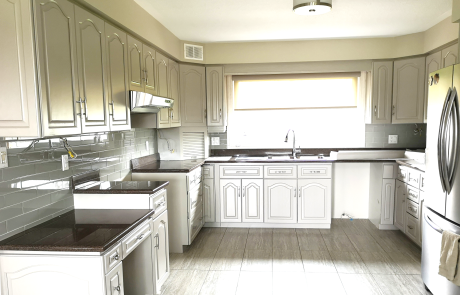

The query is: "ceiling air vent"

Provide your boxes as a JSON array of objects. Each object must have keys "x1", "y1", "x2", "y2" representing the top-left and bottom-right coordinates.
[{"x1": 184, "y1": 44, "x2": 203, "y2": 61}]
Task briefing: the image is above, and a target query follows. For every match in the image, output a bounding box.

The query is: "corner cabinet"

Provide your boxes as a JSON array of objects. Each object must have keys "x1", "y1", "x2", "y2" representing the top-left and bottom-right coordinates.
[
  {"x1": 442, "y1": 43, "x2": 458, "y2": 68},
  {"x1": 368, "y1": 61, "x2": 393, "y2": 124},
  {"x1": 180, "y1": 64, "x2": 207, "y2": 127},
  {"x1": 392, "y1": 57, "x2": 426, "y2": 124},
  {"x1": 264, "y1": 179, "x2": 297, "y2": 223},
  {"x1": 0, "y1": 0, "x2": 40, "y2": 137},
  {"x1": 206, "y1": 66, "x2": 226, "y2": 132}
]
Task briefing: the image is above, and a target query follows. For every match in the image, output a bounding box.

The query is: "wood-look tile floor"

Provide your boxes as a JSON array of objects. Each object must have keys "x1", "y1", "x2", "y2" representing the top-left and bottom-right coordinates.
[{"x1": 163, "y1": 219, "x2": 431, "y2": 295}]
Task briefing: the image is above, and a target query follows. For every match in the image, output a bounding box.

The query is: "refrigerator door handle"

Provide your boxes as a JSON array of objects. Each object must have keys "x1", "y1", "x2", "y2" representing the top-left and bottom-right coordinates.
[
  {"x1": 424, "y1": 212, "x2": 443, "y2": 234},
  {"x1": 438, "y1": 88, "x2": 452, "y2": 192},
  {"x1": 447, "y1": 88, "x2": 459, "y2": 191},
  {"x1": 442, "y1": 88, "x2": 458, "y2": 193}
]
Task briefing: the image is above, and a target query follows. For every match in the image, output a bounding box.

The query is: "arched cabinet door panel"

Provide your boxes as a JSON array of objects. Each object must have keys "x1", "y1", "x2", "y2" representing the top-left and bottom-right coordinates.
[
  {"x1": 153, "y1": 210, "x2": 170, "y2": 294},
  {"x1": 127, "y1": 35, "x2": 143, "y2": 91},
  {"x1": 264, "y1": 179, "x2": 297, "y2": 223},
  {"x1": 180, "y1": 64, "x2": 207, "y2": 127},
  {"x1": 242, "y1": 179, "x2": 263, "y2": 223},
  {"x1": 370, "y1": 61, "x2": 393, "y2": 124},
  {"x1": 220, "y1": 179, "x2": 241, "y2": 223},
  {"x1": 424, "y1": 51, "x2": 441, "y2": 123},
  {"x1": 169, "y1": 60, "x2": 181, "y2": 127},
  {"x1": 298, "y1": 179, "x2": 331, "y2": 224},
  {"x1": 203, "y1": 178, "x2": 215, "y2": 223}
]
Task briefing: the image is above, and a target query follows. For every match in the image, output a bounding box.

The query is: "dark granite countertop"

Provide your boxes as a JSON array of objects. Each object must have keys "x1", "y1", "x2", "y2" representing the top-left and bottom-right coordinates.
[
  {"x1": 74, "y1": 180, "x2": 169, "y2": 194},
  {"x1": 0, "y1": 209, "x2": 154, "y2": 252},
  {"x1": 131, "y1": 155, "x2": 205, "y2": 173},
  {"x1": 204, "y1": 157, "x2": 398, "y2": 164}
]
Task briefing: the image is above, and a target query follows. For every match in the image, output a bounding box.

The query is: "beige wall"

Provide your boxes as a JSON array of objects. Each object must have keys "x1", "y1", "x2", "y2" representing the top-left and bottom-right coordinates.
[{"x1": 454, "y1": 0, "x2": 460, "y2": 23}]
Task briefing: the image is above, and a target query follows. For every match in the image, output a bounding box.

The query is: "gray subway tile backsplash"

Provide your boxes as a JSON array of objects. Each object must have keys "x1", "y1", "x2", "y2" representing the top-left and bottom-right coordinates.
[{"x1": 0, "y1": 128, "x2": 157, "y2": 242}]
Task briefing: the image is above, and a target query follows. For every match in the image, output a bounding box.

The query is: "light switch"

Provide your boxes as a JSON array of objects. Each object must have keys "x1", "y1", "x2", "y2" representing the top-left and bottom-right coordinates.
[
  {"x1": 0, "y1": 147, "x2": 8, "y2": 168},
  {"x1": 61, "y1": 154, "x2": 69, "y2": 171},
  {"x1": 211, "y1": 137, "x2": 220, "y2": 145},
  {"x1": 388, "y1": 135, "x2": 398, "y2": 144}
]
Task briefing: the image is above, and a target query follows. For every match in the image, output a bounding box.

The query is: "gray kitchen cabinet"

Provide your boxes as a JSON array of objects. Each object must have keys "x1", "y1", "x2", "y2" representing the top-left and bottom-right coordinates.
[
  {"x1": 369, "y1": 61, "x2": 393, "y2": 124},
  {"x1": 156, "y1": 52, "x2": 170, "y2": 128},
  {"x1": 34, "y1": 0, "x2": 82, "y2": 136},
  {"x1": 152, "y1": 210, "x2": 169, "y2": 295},
  {"x1": 380, "y1": 179, "x2": 396, "y2": 225},
  {"x1": 206, "y1": 66, "x2": 226, "y2": 130},
  {"x1": 106, "y1": 262, "x2": 124, "y2": 295},
  {"x1": 298, "y1": 179, "x2": 331, "y2": 224},
  {"x1": 0, "y1": 0, "x2": 40, "y2": 137},
  {"x1": 392, "y1": 57, "x2": 426, "y2": 124},
  {"x1": 264, "y1": 179, "x2": 297, "y2": 223},
  {"x1": 75, "y1": 6, "x2": 110, "y2": 133},
  {"x1": 180, "y1": 64, "x2": 207, "y2": 127},
  {"x1": 143, "y1": 44, "x2": 156, "y2": 95},
  {"x1": 169, "y1": 60, "x2": 181, "y2": 128},
  {"x1": 220, "y1": 179, "x2": 241, "y2": 222},
  {"x1": 394, "y1": 179, "x2": 407, "y2": 232},
  {"x1": 424, "y1": 51, "x2": 442, "y2": 122},
  {"x1": 127, "y1": 36, "x2": 144, "y2": 91},
  {"x1": 242, "y1": 179, "x2": 263, "y2": 223},
  {"x1": 203, "y1": 178, "x2": 215, "y2": 222},
  {"x1": 442, "y1": 43, "x2": 458, "y2": 68},
  {"x1": 105, "y1": 23, "x2": 131, "y2": 131}
]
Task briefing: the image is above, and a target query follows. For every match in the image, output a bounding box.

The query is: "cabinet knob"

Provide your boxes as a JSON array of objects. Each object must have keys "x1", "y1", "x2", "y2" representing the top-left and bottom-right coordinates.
[
  {"x1": 114, "y1": 286, "x2": 121, "y2": 292},
  {"x1": 137, "y1": 234, "x2": 144, "y2": 240},
  {"x1": 374, "y1": 106, "x2": 377, "y2": 115},
  {"x1": 392, "y1": 105, "x2": 395, "y2": 116},
  {"x1": 112, "y1": 254, "x2": 119, "y2": 261}
]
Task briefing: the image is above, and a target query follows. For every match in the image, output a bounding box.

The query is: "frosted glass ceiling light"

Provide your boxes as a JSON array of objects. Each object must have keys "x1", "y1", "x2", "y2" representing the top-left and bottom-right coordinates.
[{"x1": 293, "y1": 0, "x2": 332, "y2": 15}]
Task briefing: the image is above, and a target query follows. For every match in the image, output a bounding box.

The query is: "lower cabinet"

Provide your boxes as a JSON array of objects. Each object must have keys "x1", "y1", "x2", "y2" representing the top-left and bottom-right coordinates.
[
  {"x1": 220, "y1": 179, "x2": 263, "y2": 223},
  {"x1": 106, "y1": 263, "x2": 124, "y2": 295},
  {"x1": 264, "y1": 179, "x2": 297, "y2": 223},
  {"x1": 203, "y1": 178, "x2": 216, "y2": 222},
  {"x1": 242, "y1": 179, "x2": 264, "y2": 223},
  {"x1": 394, "y1": 180, "x2": 407, "y2": 231},
  {"x1": 298, "y1": 179, "x2": 331, "y2": 224},
  {"x1": 380, "y1": 179, "x2": 396, "y2": 225},
  {"x1": 220, "y1": 179, "x2": 241, "y2": 222},
  {"x1": 152, "y1": 210, "x2": 169, "y2": 295}
]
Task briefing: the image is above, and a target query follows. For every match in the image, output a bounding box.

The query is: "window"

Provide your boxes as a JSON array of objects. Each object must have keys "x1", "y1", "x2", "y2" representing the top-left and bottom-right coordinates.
[{"x1": 227, "y1": 72, "x2": 366, "y2": 148}]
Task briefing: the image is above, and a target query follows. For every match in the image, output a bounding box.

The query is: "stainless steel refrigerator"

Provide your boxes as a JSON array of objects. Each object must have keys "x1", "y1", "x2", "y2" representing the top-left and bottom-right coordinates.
[{"x1": 423, "y1": 64, "x2": 460, "y2": 294}]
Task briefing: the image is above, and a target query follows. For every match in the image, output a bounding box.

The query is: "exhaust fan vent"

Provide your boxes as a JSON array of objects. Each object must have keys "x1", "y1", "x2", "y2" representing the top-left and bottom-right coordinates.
[{"x1": 184, "y1": 44, "x2": 203, "y2": 61}]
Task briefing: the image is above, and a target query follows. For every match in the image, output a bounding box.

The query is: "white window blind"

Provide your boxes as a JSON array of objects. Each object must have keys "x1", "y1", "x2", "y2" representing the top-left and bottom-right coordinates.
[{"x1": 182, "y1": 132, "x2": 205, "y2": 159}]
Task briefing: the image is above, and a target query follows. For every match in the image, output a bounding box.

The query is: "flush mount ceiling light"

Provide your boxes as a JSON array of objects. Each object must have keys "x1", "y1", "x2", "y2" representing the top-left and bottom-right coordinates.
[{"x1": 293, "y1": 0, "x2": 332, "y2": 15}]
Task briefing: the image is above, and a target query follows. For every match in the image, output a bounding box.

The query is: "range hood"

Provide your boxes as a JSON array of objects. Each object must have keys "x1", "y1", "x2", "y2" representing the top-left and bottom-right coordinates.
[{"x1": 130, "y1": 91, "x2": 174, "y2": 113}]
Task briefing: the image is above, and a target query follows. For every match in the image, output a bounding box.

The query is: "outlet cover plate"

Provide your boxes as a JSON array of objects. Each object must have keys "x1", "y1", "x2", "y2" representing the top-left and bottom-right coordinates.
[
  {"x1": 62, "y1": 154, "x2": 69, "y2": 171},
  {"x1": 388, "y1": 135, "x2": 398, "y2": 144},
  {"x1": 211, "y1": 137, "x2": 220, "y2": 146},
  {"x1": 0, "y1": 147, "x2": 8, "y2": 168}
]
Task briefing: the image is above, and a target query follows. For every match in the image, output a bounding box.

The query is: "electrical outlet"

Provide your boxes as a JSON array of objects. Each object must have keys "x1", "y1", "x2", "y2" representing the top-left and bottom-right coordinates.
[
  {"x1": 211, "y1": 137, "x2": 220, "y2": 145},
  {"x1": 61, "y1": 154, "x2": 69, "y2": 171},
  {"x1": 0, "y1": 147, "x2": 8, "y2": 168},
  {"x1": 388, "y1": 135, "x2": 398, "y2": 144}
]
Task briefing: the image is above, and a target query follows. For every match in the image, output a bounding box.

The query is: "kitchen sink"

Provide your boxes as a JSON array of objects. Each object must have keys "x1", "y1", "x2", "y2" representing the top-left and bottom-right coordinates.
[{"x1": 234, "y1": 155, "x2": 331, "y2": 161}]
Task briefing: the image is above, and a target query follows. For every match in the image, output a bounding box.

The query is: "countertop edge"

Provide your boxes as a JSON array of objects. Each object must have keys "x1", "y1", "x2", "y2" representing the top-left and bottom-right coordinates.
[{"x1": 73, "y1": 181, "x2": 169, "y2": 195}]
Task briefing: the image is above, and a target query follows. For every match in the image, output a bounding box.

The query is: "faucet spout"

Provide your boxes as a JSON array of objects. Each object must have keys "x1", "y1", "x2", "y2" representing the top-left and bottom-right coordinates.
[{"x1": 284, "y1": 129, "x2": 300, "y2": 158}]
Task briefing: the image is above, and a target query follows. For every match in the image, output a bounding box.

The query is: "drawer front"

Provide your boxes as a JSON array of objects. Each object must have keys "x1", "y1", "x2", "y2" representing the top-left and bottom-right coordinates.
[
  {"x1": 189, "y1": 207, "x2": 203, "y2": 243},
  {"x1": 408, "y1": 170, "x2": 420, "y2": 189},
  {"x1": 203, "y1": 165, "x2": 214, "y2": 179},
  {"x1": 122, "y1": 220, "x2": 152, "y2": 259},
  {"x1": 420, "y1": 173, "x2": 426, "y2": 191},
  {"x1": 264, "y1": 166, "x2": 297, "y2": 178},
  {"x1": 188, "y1": 170, "x2": 203, "y2": 190},
  {"x1": 150, "y1": 189, "x2": 167, "y2": 214},
  {"x1": 104, "y1": 243, "x2": 122, "y2": 274},
  {"x1": 298, "y1": 164, "x2": 332, "y2": 178},
  {"x1": 397, "y1": 166, "x2": 408, "y2": 182},
  {"x1": 220, "y1": 166, "x2": 263, "y2": 178},
  {"x1": 189, "y1": 185, "x2": 203, "y2": 213},
  {"x1": 405, "y1": 213, "x2": 420, "y2": 243},
  {"x1": 406, "y1": 199, "x2": 419, "y2": 219},
  {"x1": 406, "y1": 186, "x2": 420, "y2": 204}
]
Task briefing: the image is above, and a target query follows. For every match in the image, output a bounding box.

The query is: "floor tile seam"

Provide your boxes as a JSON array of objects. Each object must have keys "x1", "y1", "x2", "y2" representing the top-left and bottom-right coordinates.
[
  {"x1": 337, "y1": 272, "x2": 386, "y2": 295},
  {"x1": 195, "y1": 270, "x2": 210, "y2": 295},
  {"x1": 369, "y1": 273, "x2": 424, "y2": 295}
]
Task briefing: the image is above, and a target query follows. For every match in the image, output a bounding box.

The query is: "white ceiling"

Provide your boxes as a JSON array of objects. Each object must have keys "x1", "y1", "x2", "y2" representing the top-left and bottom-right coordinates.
[{"x1": 134, "y1": 0, "x2": 453, "y2": 43}]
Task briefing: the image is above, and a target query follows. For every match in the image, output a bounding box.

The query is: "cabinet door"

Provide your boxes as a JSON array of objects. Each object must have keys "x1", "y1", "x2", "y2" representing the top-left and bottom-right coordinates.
[
  {"x1": 180, "y1": 64, "x2": 207, "y2": 127},
  {"x1": 34, "y1": 0, "x2": 81, "y2": 136},
  {"x1": 394, "y1": 180, "x2": 406, "y2": 231},
  {"x1": 442, "y1": 43, "x2": 458, "y2": 68},
  {"x1": 0, "y1": 0, "x2": 40, "y2": 137},
  {"x1": 127, "y1": 36, "x2": 143, "y2": 91},
  {"x1": 75, "y1": 7, "x2": 109, "y2": 133},
  {"x1": 105, "y1": 23, "x2": 130, "y2": 131},
  {"x1": 392, "y1": 57, "x2": 426, "y2": 124},
  {"x1": 419, "y1": 197, "x2": 424, "y2": 245},
  {"x1": 203, "y1": 178, "x2": 215, "y2": 223},
  {"x1": 298, "y1": 179, "x2": 331, "y2": 224},
  {"x1": 424, "y1": 51, "x2": 442, "y2": 123},
  {"x1": 206, "y1": 66, "x2": 224, "y2": 127},
  {"x1": 153, "y1": 210, "x2": 170, "y2": 295},
  {"x1": 169, "y1": 60, "x2": 181, "y2": 127},
  {"x1": 106, "y1": 262, "x2": 124, "y2": 295},
  {"x1": 142, "y1": 44, "x2": 156, "y2": 95},
  {"x1": 371, "y1": 61, "x2": 393, "y2": 124},
  {"x1": 220, "y1": 179, "x2": 241, "y2": 222},
  {"x1": 156, "y1": 52, "x2": 170, "y2": 128},
  {"x1": 264, "y1": 179, "x2": 297, "y2": 223},
  {"x1": 380, "y1": 179, "x2": 395, "y2": 225},
  {"x1": 242, "y1": 179, "x2": 263, "y2": 223}
]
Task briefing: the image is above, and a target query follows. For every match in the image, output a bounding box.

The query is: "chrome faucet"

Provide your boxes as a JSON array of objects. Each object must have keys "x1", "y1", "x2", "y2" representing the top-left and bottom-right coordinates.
[{"x1": 284, "y1": 129, "x2": 301, "y2": 158}]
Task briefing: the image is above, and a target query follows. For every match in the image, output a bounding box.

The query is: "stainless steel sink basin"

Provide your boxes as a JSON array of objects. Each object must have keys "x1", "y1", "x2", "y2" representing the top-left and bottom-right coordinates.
[{"x1": 234, "y1": 155, "x2": 331, "y2": 161}]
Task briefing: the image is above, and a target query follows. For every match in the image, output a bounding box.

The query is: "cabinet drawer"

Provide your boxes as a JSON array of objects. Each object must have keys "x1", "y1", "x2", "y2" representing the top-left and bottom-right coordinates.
[
  {"x1": 203, "y1": 165, "x2": 214, "y2": 179},
  {"x1": 264, "y1": 166, "x2": 297, "y2": 178},
  {"x1": 189, "y1": 185, "x2": 203, "y2": 212},
  {"x1": 397, "y1": 166, "x2": 408, "y2": 182},
  {"x1": 408, "y1": 170, "x2": 420, "y2": 189},
  {"x1": 121, "y1": 220, "x2": 152, "y2": 259},
  {"x1": 150, "y1": 189, "x2": 167, "y2": 213},
  {"x1": 406, "y1": 199, "x2": 419, "y2": 219},
  {"x1": 420, "y1": 173, "x2": 426, "y2": 191},
  {"x1": 405, "y1": 213, "x2": 420, "y2": 243},
  {"x1": 188, "y1": 169, "x2": 203, "y2": 190},
  {"x1": 220, "y1": 166, "x2": 263, "y2": 178},
  {"x1": 104, "y1": 243, "x2": 122, "y2": 274},
  {"x1": 298, "y1": 164, "x2": 332, "y2": 178},
  {"x1": 406, "y1": 186, "x2": 420, "y2": 204}
]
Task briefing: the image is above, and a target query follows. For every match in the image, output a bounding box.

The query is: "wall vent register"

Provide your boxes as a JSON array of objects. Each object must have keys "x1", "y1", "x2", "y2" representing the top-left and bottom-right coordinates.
[{"x1": 184, "y1": 44, "x2": 204, "y2": 61}]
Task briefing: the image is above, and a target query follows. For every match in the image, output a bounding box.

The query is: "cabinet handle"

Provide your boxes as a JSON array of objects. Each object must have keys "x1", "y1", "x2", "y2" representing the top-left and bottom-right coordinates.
[
  {"x1": 243, "y1": 186, "x2": 246, "y2": 198},
  {"x1": 83, "y1": 98, "x2": 88, "y2": 120},
  {"x1": 293, "y1": 189, "x2": 296, "y2": 198},
  {"x1": 76, "y1": 98, "x2": 84, "y2": 116},
  {"x1": 392, "y1": 105, "x2": 395, "y2": 116},
  {"x1": 238, "y1": 187, "x2": 241, "y2": 198},
  {"x1": 219, "y1": 109, "x2": 222, "y2": 118},
  {"x1": 407, "y1": 225, "x2": 414, "y2": 230},
  {"x1": 374, "y1": 106, "x2": 377, "y2": 115},
  {"x1": 137, "y1": 234, "x2": 144, "y2": 240},
  {"x1": 114, "y1": 286, "x2": 121, "y2": 292},
  {"x1": 170, "y1": 108, "x2": 174, "y2": 120},
  {"x1": 298, "y1": 188, "x2": 301, "y2": 198},
  {"x1": 108, "y1": 102, "x2": 114, "y2": 116},
  {"x1": 155, "y1": 234, "x2": 159, "y2": 248}
]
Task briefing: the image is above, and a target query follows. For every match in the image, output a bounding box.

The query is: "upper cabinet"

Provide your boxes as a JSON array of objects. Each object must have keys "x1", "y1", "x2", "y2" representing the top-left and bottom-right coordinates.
[
  {"x1": 156, "y1": 52, "x2": 171, "y2": 129},
  {"x1": 392, "y1": 57, "x2": 426, "y2": 124},
  {"x1": 368, "y1": 61, "x2": 393, "y2": 124},
  {"x1": 34, "y1": 0, "x2": 82, "y2": 136},
  {"x1": 75, "y1": 6, "x2": 109, "y2": 133},
  {"x1": 169, "y1": 60, "x2": 181, "y2": 128},
  {"x1": 0, "y1": 0, "x2": 40, "y2": 137},
  {"x1": 105, "y1": 23, "x2": 131, "y2": 131},
  {"x1": 206, "y1": 67, "x2": 226, "y2": 131},
  {"x1": 442, "y1": 43, "x2": 458, "y2": 68},
  {"x1": 424, "y1": 51, "x2": 442, "y2": 122},
  {"x1": 127, "y1": 36, "x2": 144, "y2": 92},
  {"x1": 143, "y1": 44, "x2": 156, "y2": 95},
  {"x1": 180, "y1": 65, "x2": 207, "y2": 127}
]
